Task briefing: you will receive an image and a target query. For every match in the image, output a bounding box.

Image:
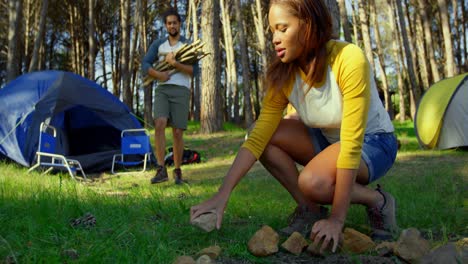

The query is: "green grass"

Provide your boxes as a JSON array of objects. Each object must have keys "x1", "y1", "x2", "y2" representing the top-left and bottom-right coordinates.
[{"x1": 0, "y1": 121, "x2": 466, "y2": 263}]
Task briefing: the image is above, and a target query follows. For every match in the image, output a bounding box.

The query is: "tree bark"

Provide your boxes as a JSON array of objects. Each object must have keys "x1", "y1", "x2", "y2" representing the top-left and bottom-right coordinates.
[
  {"x1": 437, "y1": 0, "x2": 456, "y2": 77},
  {"x1": 29, "y1": 0, "x2": 48, "y2": 72},
  {"x1": 417, "y1": 0, "x2": 440, "y2": 83},
  {"x1": 371, "y1": 0, "x2": 393, "y2": 118},
  {"x1": 88, "y1": 0, "x2": 96, "y2": 80},
  {"x1": 412, "y1": 0, "x2": 429, "y2": 90},
  {"x1": 324, "y1": 0, "x2": 340, "y2": 39},
  {"x1": 395, "y1": 0, "x2": 419, "y2": 119},
  {"x1": 233, "y1": 0, "x2": 253, "y2": 128},
  {"x1": 6, "y1": 0, "x2": 22, "y2": 82},
  {"x1": 338, "y1": 0, "x2": 352, "y2": 42},
  {"x1": 357, "y1": 0, "x2": 374, "y2": 72},
  {"x1": 221, "y1": 0, "x2": 238, "y2": 122},
  {"x1": 120, "y1": 0, "x2": 132, "y2": 109},
  {"x1": 200, "y1": 0, "x2": 223, "y2": 133},
  {"x1": 190, "y1": 0, "x2": 201, "y2": 121}
]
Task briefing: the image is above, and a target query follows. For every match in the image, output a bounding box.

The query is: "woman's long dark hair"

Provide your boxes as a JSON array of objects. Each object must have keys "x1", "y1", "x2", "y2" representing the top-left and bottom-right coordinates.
[{"x1": 266, "y1": 0, "x2": 332, "y2": 94}]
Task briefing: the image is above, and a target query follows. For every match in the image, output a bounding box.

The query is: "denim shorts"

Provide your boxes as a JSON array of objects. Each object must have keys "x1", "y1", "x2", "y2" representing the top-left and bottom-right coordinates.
[{"x1": 309, "y1": 128, "x2": 398, "y2": 183}]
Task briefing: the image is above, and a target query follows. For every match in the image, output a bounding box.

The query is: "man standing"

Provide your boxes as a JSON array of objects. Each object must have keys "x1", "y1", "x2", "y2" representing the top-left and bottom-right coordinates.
[{"x1": 142, "y1": 8, "x2": 193, "y2": 185}]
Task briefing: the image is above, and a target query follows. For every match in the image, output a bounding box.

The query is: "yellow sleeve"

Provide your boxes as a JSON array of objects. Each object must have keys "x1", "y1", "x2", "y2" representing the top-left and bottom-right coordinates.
[
  {"x1": 241, "y1": 88, "x2": 290, "y2": 159},
  {"x1": 333, "y1": 43, "x2": 371, "y2": 169}
]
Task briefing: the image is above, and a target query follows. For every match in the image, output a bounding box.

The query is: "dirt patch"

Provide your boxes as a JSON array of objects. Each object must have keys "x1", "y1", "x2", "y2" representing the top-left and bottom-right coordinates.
[{"x1": 218, "y1": 251, "x2": 397, "y2": 263}]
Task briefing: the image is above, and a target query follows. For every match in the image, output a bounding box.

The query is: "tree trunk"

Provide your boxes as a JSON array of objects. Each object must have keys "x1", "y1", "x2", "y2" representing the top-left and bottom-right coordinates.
[
  {"x1": 462, "y1": 1, "x2": 467, "y2": 72},
  {"x1": 200, "y1": 0, "x2": 223, "y2": 133},
  {"x1": 129, "y1": 0, "x2": 141, "y2": 114},
  {"x1": 351, "y1": 0, "x2": 361, "y2": 46},
  {"x1": 437, "y1": 0, "x2": 456, "y2": 77},
  {"x1": 417, "y1": 0, "x2": 440, "y2": 83},
  {"x1": 221, "y1": 0, "x2": 238, "y2": 122},
  {"x1": 120, "y1": 0, "x2": 132, "y2": 109},
  {"x1": 29, "y1": 0, "x2": 48, "y2": 72},
  {"x1": 403, "y1": 0, "x2": 423, "y2": 94},
  {"x1": 6, "y1": 0, "x2": 22, "y2": 82},
  {"x1": 88, "y1": 0, "x2": 96, "y2": 80},
  {"x1": 371, "y1": 0, "x2": 393, "y2": 118},
  {"x1": 190, "y1": 0, "x2": 201, "y2": 121},
  {"x1": 324, "y1": 0, "x2": 340, "y2": 39},
  {"x1": 357, "y1": 0, "x2": 374, "y2": 72},
  {"x1": 233, "y1": 0, "x2": 254, "y2": 128},
  {"x1": 387, "y1": 0, "x2": 406, "y2": 121},
  {"x1": 338, "y1": 0, "x2": 352, "y2": 42},
  {"x1": 412, "y1": 0, "x2": 429, "y2": 90},
  {"x1": 395, "y1": 0, "x2": 419, "y2": 119}
]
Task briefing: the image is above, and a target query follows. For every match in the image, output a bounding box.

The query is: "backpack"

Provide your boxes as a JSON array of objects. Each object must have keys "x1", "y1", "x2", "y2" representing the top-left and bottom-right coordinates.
[{"x1": 164, "y1": 147, "x2": 201, "y2": 166}]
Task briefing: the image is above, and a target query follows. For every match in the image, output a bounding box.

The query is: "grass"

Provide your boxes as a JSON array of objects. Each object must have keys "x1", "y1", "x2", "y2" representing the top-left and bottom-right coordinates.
[{"x1": 0, "y1": 121, "x2": 466, "y2": 263}]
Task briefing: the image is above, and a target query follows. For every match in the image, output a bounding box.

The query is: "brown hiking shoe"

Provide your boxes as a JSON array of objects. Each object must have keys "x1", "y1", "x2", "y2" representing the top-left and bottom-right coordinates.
[
  {"x1": 367, "y1": 185, "x2": 398, "y2": 241},
  {"x1": 173, "y1": 168, "x2": 187, "y2": 185},
  {"x1": 279, "y1": 205, "x2": 329, "y2": 237},
  {"x1": 150, "y1": 166, "x2": 168, "y2": 184}
]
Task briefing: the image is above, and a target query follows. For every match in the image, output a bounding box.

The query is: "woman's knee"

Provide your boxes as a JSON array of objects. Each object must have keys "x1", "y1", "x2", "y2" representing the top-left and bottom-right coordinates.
[{"x1": 298, "y1": 171, "x2": 334, "y2": 199}]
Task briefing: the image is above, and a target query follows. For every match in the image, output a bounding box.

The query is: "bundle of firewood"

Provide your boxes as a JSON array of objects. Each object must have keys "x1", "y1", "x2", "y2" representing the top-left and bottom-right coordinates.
[{"x1": 143, "y1": 40, "x2": 208, "y2": 86}]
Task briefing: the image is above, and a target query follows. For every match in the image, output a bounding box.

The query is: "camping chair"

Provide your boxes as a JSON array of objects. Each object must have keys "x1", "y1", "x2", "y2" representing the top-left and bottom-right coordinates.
[
  {"x1": 111, "y1": 128, "x2": 151, "y2": 174},
  {"x1": 28, "y1": 122, "x2": 86, "y2": 180}
]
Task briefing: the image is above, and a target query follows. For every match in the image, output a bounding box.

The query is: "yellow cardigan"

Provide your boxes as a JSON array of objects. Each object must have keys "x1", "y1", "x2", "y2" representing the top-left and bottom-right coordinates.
[{"x1": 242, "y1": 40, "x2": 373, "y2": 169}]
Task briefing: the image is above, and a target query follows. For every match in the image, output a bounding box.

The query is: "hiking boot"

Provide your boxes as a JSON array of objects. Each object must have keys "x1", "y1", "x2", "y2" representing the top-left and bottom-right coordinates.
[
  {"x1": 367, "y1": 185, "x2": 398, "y2": 241},
  {"x1": 173, "y1": 168, "x2": 187, "y2": 185},
  {"x1": 150, "y1": 166, "x2": 168, "y2": 184},
  {"x1": 279, "y1": 205, "x2": 329, "y2": 237}
]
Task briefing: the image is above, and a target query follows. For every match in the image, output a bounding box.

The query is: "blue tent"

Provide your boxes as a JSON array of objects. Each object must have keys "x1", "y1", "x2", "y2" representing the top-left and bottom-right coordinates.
[{"x1": 0, "y1": 71, "x2": 151, "y2": 172}]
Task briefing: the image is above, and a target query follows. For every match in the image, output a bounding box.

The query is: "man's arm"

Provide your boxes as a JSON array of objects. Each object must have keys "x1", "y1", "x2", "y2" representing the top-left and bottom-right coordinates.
[
  {"x1": 165, "y1": 52, "x2": 194, "y2": 77},
  {"x1": 141, "y1": 39, "x2": 170, "y2": 81}
]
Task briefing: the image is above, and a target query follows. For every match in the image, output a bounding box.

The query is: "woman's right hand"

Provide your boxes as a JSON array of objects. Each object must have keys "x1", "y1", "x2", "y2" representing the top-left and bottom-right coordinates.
[{"x1": 190, "y1": 191, "x2": 229, "y2": 230}]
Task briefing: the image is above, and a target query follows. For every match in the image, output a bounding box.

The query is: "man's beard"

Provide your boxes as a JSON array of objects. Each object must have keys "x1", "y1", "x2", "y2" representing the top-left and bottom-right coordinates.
[{"x1": 168, "y1": 30, "x2": 179, "y2": 37}]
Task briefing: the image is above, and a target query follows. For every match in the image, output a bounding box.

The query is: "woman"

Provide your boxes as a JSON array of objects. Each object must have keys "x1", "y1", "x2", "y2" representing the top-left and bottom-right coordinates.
[{"x1": 191, "y1": 0, "x2": 398, "y2": 253}]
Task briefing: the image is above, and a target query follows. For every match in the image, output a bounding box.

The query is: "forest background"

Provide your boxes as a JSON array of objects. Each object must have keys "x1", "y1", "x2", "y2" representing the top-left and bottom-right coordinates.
[{"x1": 1, "y1": 0, "x2": 466, "y2": 132}]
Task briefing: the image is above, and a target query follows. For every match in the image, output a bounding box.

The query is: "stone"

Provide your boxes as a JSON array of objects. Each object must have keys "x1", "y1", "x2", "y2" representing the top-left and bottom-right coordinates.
[
  {"x1": 281, "y1": 231, "x2": 308, "y2": 255},
  {"x1": 421, "y1": 243, "x2": 460, "y2": 264},
  {"x1": 197, "y1": 245, "x2": 221, "y2": 260},
  {"x1": 172, "y1": 256, "x2": 196, "y2": 264},
  {"x1": 191, "y1": 211, "x2": 217, "y2": 232},
  {"x1": 342, "y1": 228, "x2": 375, "y2": 254},
  {"x1": 196, "y1": 254, "x2": 214, "y2": 264},
  {"x1": 394, "y1": 228, "x2": 431, "y2": 263},
  {"x1": 247, "y1": 225, "x2": 279, "y2": 257},
  {"x1": 375, "y1": 241, "x2": 396, "y2": 256}
]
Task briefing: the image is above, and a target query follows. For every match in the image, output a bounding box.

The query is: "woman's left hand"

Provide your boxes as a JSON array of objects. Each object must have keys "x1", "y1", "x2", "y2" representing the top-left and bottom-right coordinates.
[{"x1": 310, "y1": 218, "x2": 344, "y2": 253}]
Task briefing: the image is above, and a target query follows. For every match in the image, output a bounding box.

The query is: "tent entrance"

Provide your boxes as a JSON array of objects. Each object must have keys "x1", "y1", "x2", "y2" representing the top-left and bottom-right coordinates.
[{"x1": 64, "y1": 106, "x2": 121, "y2": 156}]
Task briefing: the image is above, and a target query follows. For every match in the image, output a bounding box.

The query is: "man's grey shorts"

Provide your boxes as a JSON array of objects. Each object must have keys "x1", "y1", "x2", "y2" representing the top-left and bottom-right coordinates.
[
  {"x1": 153, "y1": 84, "x2": 190, "y2": 129},
  {"x1": 309, "y1": 128, "x2": 398, "y2": 183}
]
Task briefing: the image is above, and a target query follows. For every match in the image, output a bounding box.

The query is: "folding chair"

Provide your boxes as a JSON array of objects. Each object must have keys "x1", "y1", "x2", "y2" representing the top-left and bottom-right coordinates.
[
  {"x1": 111, "y1": 128, "x2": 151, "y2": 174},
  {"x1": 28, "y1": 122, "x2": 86, "y2": 180}
]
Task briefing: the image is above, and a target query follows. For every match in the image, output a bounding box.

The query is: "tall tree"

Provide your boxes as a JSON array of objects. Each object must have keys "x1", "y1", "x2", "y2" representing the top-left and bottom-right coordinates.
[
  {"x1": 88, "y1": 0, "x2": 96, "y2": 80},
  {"x1": 324, "y1": 0, "x2": 340, "y2": 38},
  {"x1": 233, "y1": 0, "x2": 253, "y2": 128},
  {"x1": 221, "y1": 0, "x2": 238, "y2": 122},
  {"x1": 357, "y1": 0, "x2": 375, "y2": 71},
  {"x1": 29, "y1": 0, "x2": 48, "y2": 72},
  {"x1": 417, "y1": 0, "x2": 440, "y2": 83},
  {"x1": 395, "y1": 0, "x2": 419, "y2": 119},
  {"x1": 437, "y1": 0, "x2": 456, "y2": 77},
  {"x1": 338, "y1": 0, "x2": 352, "y2": 41},
  {"x1": 120, "y1": 0, "x2": 132, "y2": 108},
  {"x1": 6, "y1": 0, "x2": 22, "y2": 82},
  {"x1": 371, "y1": 0, "x2": 392, "y2": 117},
  {"x1": 200, "y1": 0, "x2": 222, "y2": 133},
  {"x1": 387, "y1": 1, "x2": 407, "y2": 121}
]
